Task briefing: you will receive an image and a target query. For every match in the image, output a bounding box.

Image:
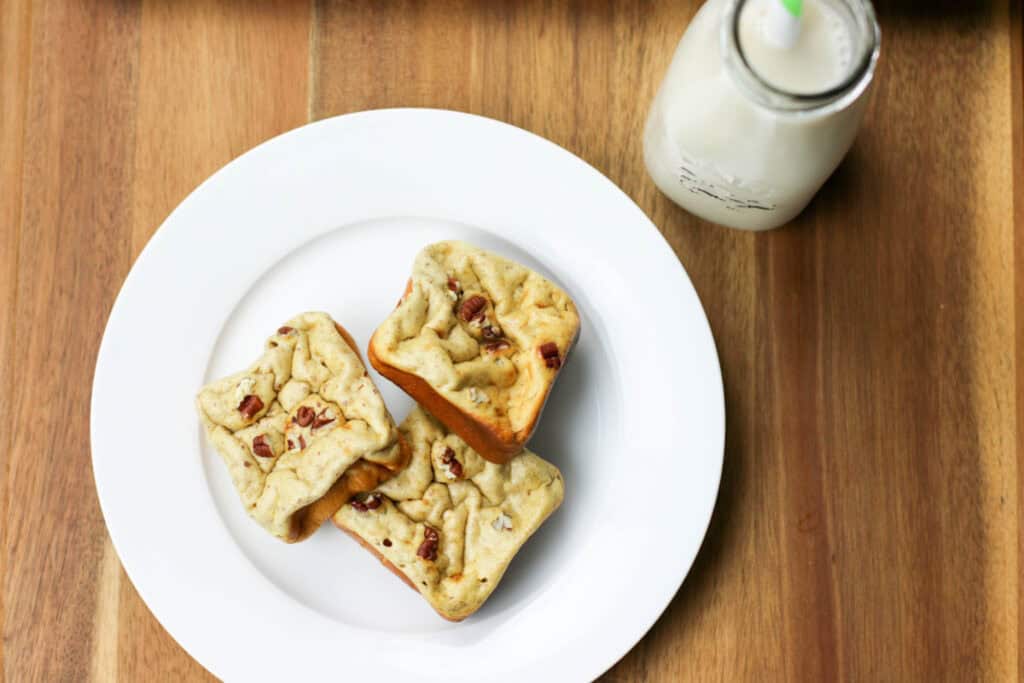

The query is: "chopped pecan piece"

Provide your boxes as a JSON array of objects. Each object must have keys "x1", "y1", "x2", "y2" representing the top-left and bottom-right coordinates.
[
  {"x1": 277, "y1": 326, "x2": 294, "y2": 335},
  {"x1": 539, "y1": 342, "x2": 561, "y2": 369},
  {"x1": 237, "y1": 394, "x2": 264, "y2": 419},
  {"x1": 294, "y1": 405, "x2": 315, "y2": 427},
  {"x1": 351, "y1": 493, "x2": 383, "y2": 512},
  {"x1": 492, "y1": 513, "x2": 513, "y2": 531},
  {"x1": 447, "y1": 276, "x2": 461, "y2": 292},
  {"x1": 484, "y1": 340, "x2": 511, "y2": 353},
  {"x1": 459, "y1": 295, "x2": 487, "y2": 322},
  {"x1": 251, "y1": 434, "x2": 274, "y2": 458},
  {"x1": 311, "y1": 408, "x2": 335, "y2": 431},
  {"x1": 481, "y1": 324, "x2": 502, "y2": 340},
  {"x1": 416, "y1": 525, "x2": 440, "y2": 561},
  {"x1": 440, "y1": 446, "x2": 463, "y2": 479}
]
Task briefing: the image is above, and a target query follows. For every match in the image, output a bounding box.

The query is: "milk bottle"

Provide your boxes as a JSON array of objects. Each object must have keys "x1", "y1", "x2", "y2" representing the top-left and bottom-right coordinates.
[{"x1": 643, "y1": 0, "x2": 880, "y2": 231}]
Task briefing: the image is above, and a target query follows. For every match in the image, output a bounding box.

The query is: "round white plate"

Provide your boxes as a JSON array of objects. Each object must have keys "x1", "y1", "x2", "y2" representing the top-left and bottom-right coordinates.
[{"x1": 91, "y1": 109, "x2": 724, "y2": 682}]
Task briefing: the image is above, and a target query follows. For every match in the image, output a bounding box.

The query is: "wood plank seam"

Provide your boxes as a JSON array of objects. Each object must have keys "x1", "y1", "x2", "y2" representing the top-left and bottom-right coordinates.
[
  {"x1": 308, "y1": 0, "x2": 320, "y2": 122},
  {"x1": 815, "y1": 224, "x2": 846, "y2": 682},
  {"x1": 1011, "y1": 1, "x2": 1023, "y2": 680},
  {"x1": 0, "y1": 0, "x2": 35, "y2": 678}
]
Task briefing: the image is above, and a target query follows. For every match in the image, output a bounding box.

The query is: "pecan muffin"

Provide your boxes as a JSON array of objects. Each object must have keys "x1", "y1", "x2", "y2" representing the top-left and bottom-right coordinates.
[
  {"x1": 196, "y1": 312, "x2": 409, "y2": 542},
  {"x1": 368, "y1": 241, "x2": 580, "y2": 463},
  {"x1": 333, "y1": 406, "x2": 564, "y2": 621}
]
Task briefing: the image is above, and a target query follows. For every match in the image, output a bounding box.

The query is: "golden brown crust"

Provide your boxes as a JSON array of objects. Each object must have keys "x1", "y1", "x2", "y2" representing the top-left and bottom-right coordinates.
[
  {"x1": 369, "y1": 335, "x2": 520, "y2": 463},
  {"x1": 368, "y1": 326, "x2": 577, "y2": 464},
  {"x1": 333, "y1": 321, "x2": 361, "y2": 359},
  {"x1": 288, "y1": 435, "x2": 411, "y2": 542}
]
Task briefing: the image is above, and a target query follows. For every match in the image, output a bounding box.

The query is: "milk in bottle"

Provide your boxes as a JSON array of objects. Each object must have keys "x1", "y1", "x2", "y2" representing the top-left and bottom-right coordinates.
[{"x1": 643, "y1": 0, "x2": 880, "y2": 231}]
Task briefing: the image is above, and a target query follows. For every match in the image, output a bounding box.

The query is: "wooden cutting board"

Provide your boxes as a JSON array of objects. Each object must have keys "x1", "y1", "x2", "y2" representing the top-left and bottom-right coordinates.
[{"x1": 2, "y1": 1, "x2": 1021, "y2": 680}]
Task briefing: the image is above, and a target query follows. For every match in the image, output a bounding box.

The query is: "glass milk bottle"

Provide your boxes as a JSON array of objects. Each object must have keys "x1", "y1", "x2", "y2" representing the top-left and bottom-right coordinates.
[{"x1": 644, "y1": 0, "x2": 880, "y2": 231}]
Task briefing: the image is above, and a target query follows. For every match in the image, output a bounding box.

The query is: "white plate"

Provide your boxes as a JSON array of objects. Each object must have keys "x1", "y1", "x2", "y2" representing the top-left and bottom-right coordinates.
[{"x1": 91, "y1": 109, "x2": 724, "y2": 682}]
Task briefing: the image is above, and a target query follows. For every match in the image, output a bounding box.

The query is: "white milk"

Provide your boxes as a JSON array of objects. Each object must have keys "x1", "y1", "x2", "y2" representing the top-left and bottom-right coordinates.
[{"x1": 643, "y1": 0, "x2": 880, "y2": 231}]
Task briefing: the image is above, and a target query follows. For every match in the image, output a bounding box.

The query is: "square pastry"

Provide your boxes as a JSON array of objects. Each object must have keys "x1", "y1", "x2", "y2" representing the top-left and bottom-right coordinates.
[
  {"x1": 368, "y1": 241, "x2": 580, "y2": 463},
  {"x1": 196, "y1": 312, "x2": 409, "y2": 542},
  {"x1": 333, "y1": 406, "x2": 564, "y2": 621}
]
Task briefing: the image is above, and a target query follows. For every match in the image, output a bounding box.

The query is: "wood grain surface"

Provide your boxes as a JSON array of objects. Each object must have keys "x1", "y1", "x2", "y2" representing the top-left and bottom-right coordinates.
[{"x1": 2, "y1": 1, "x2": 1021, "y2": 680}]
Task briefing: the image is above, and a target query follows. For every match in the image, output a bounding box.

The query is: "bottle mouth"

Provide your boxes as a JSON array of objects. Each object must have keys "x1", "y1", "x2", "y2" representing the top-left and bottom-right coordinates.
[{"x1": 722, "y1": 0, "x2": 881, "y2": 113}]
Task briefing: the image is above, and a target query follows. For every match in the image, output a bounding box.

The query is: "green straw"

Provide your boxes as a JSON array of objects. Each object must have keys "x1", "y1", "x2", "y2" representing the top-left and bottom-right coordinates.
[{"x1": 780, "y1": 0, "x2": 803, "y2": 18}]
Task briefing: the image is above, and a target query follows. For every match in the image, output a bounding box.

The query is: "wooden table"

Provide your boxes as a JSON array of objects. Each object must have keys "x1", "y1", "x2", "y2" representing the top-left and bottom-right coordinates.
[{"x1": 3, "y1": 1, "x2": 1022, "y2": 680}]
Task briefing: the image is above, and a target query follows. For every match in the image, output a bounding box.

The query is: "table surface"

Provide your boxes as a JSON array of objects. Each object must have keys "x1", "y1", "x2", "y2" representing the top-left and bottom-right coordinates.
[{"x1": 3, "y1": 1, "x2": 1022, "y2": 680}]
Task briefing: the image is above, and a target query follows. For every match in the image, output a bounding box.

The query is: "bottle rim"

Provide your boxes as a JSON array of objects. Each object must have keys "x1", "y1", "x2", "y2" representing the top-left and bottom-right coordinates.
[{"x1": 721, "y1": 0, "x2": 881, "y2": 114}]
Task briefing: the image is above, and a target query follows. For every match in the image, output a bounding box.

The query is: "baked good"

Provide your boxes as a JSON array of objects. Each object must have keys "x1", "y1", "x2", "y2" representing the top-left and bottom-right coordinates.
[
  {"x1": 196, "y1": 312, "x2": 409, "y2": 542},
  {"x1": 368, "y1": 241, "x2": 580, "y2": 463},
  {"x1": 333, "y1": 406, "x2": 564, "y2": 621}
]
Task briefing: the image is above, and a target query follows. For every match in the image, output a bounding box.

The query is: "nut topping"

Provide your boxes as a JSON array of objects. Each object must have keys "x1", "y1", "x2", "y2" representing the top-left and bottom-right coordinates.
[
  {"x1": 492, "y1": 513, "x2": 513, "y2": 531},
  {"x1": 539, "y1": 342, "x2": 561, "y2": 369},
  {"x1": 251, "y1": 434, "x2": 274, "y2": 458},
  {"x1": 459, "y1": 295, "x2": 487, "y2": 322},
  {"x1": 481, "y1": 324, "x2": 502, "y2": 340},
  {"x1": 484, "y1": 340, "x2": 511, "y2": 353},
  {"x1": 447, "y1": 276, "x2": 461, "y2": 293},
  {"x1": 294, "y1": 405, "x2": 315, "y2": 427},
  {"x1": 351, "y1": 493, "x2": 383, "y2": 512},
  {"x1": 237, "y1": 394, "x2": 264, "y2": 419},
  {"x1": 298, "y1": 435, "x2": 307, "y2": 450},
  {"x1": 311, "y1": 408, "x2": 335, "y2": 431},
  {"x1": 440, "y1": 446, "x2": 463, "y2": 479},
  {"x1": 277, "y1": 326, "x2": 294, "y2": 335},
  {"x1": 416, "y1": 525, "x2": 440, "y2": 561}
]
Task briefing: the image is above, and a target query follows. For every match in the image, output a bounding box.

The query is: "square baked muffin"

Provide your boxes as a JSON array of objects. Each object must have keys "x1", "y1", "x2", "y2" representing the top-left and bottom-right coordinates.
[
  {"x1": 368, "y1": 241, "x2": 580, "y2": 463},
  {"x1": 333, "y1": 406, "x2": 564, "y2": 621},
  {"x1": 196, "y1": 312, "x2": 409, "y2": 542}
]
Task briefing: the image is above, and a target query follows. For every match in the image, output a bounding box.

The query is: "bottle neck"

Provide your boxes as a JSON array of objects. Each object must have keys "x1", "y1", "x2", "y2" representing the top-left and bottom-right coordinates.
[{"x1": 721, "y1": 0, "x2": 880, "y2": 114}]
